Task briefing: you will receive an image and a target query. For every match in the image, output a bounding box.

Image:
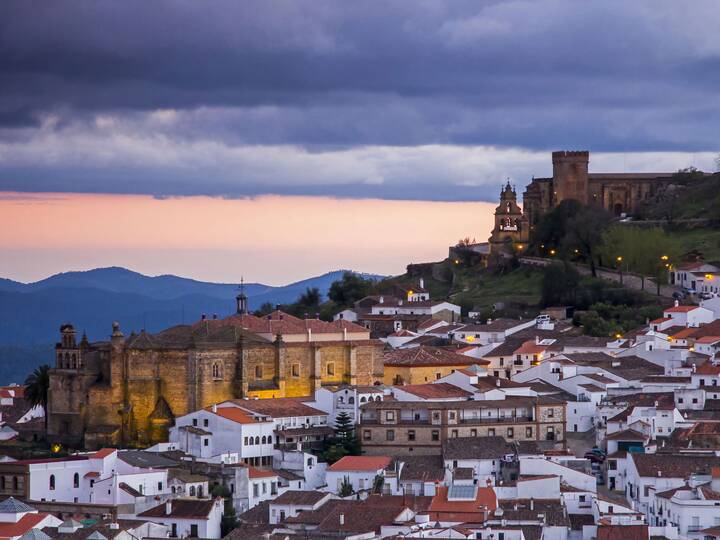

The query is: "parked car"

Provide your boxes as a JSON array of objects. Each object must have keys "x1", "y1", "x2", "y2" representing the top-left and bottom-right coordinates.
[
  {"x1": 699, "y1": 292, "x2": 716, "y2": 300},
  {"x1": 672, "y1": 291, "x2": 686, "y2": 300}
]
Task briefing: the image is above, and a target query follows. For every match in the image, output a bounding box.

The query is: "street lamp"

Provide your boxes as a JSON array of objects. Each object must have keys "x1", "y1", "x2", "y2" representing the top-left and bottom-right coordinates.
[{"x1": 616, "y1": 256, "x2": 623, "y2": 285}]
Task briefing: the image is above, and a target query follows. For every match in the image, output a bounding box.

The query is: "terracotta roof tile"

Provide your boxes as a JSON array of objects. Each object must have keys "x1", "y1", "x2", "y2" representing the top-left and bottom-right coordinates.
[{"x1": 328, "y1": 456, "x2": 392, "y2": 472}]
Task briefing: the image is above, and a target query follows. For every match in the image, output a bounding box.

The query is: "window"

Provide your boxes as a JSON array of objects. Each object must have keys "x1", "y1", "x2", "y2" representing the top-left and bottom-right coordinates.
[
  {"x1": 451, "y1": 429, "x2": 459, "y2": 438},
  {"x1": 192, "y1": 418, "x2": 198, "y2": 426},
  {"x1": 171, "y1": 524, "x2": 177, "y2": 537},
  {"x1": 292, "y1": 363, "x2": 300, "y2": 377},
  {"x1": 212, "y1": 362, "x2": 222, "y2": 380},
  {"x1": 470, "y1": 429, "x2": 477, "y2": 437},
  {"x1": 255, "y1": 365, "x2": 263, "y2": 378},
  {"x1": 448, "y1": 411, "x2": 456, "y2": 421},
  {"x1": 363, "y1": 430, "x2": 371, "y2": 441},
  {"x1": 386, "y1": 429, "x2": 395, "y2": 441},
  {"x1": 253, "y1": 483, "x2": 259, "y2": 497},
  {"x1": 547, "y1": 408, "x2": 554, "y2": 418},
  {"x1": 408, "y1": 430, "x2": 416, "y2": 441},
  {"x1": 488, "y1": 428, "x2": 495, "y2": 437},
  {"x1": 348, "y1": 396, "x2": 355, "y2": 405},
  {"x1": 203, "y1": 418, "x2": 209, "y2": 427},
  {"x1": 244, "y1": 437, "x2": 249, "y2": 445},
  {"x1": 73, "y1": 473, "x2": 79, "y2": 488},
  {"x1": 158, "y1": 482, "x2": 163, "y2": 491},
  {"x1": 327, "y1": 363, "x2": 335, "y2": 376},
  {"x1": 190, "y1": 525, "x2": 198, "y2": 537},
  {"x1": 526, "y1": 427, "x2": 533, "y2": 438},
  {"x1": 435, "y1": 372, "x2": 442, "y2": 380},
  {"x1": 431, "y1": 430, "x2": 440, "y2": 441},
  {"x1": 385, "y1": 411, "x2": 396, "y2": 421},
  {"x1": 203, "y1": 438, "x2": 209, "y2": 447},
  {"x1": 507, "y1": 427, "x2": 514, "y2": 439},
  {"x1": 255, "y1": 436, "x2": 260, "y2": 445},
  {"x1": 49, "y1": 475, "x2": 55, "y2": 490}
]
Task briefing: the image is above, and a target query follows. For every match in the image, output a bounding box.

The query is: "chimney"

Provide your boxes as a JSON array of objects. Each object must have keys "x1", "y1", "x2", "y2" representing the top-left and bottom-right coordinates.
[
  {"x1": 201, "y1": 314, "x2": 206, "y2": 321},
  {"x1": 109, "y1": 523, "x2": 119, "y2": 530},
  {"x1": 212, "y1": 313, "x2": 218, "y2": 320},
  {"x1": 165, "y1": 500, "x2": 172, "y2": 515},
  {"x1": 535, "y1": 336, "x2": 540, "y2": 345},
  {"x1": 307, "y1": 328, "x2": 312, "y2": 342},
  {"x1": 674, "y1": 299, "x2": 680, "y2": 307},
  {"x1": 339, "y1": 514, "x2": 345, "y2": 526},
  {"x1": 530, "y1": 497, "x2": 534, "y2": 511},
  {"x1": 496, "y1": 379, "x2": 501, "y2": 388},
  {"x1": 343, "y1": 328, "x2": 348, "y2": 341},
  {"x1": 212, "y1": 403, "x2": 217, "y2": 413},
  {"x1": 379, "y1": 296, "x2": 384, "y2": 304},
  {"x1": 657, "y1": 471, "x2": 662, "y2": 477},
  {"x1": 419, "y1": 277, "x2": 425, "y2": 289}
]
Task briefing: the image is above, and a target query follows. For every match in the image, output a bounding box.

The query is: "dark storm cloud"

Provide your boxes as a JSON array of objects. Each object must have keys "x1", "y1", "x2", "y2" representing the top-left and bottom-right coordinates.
[{"x1": 0, "y1": 0, "x2": 718, "y2": 199}]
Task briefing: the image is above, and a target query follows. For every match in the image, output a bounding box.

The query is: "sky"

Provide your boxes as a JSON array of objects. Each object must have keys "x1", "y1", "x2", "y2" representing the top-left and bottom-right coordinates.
[{"x1": 1, "y1": 1, "x2": 718, "y2": 283}]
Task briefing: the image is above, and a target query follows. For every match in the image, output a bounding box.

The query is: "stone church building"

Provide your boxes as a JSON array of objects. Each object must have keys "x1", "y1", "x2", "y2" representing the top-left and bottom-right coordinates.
[{"x1": 48, "y1": 296, "x2": 383, "y2": 449}]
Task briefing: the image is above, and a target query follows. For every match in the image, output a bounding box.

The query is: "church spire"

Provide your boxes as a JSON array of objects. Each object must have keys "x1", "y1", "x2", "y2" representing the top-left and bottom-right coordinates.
[{"x1": 236, "y1": 277, "x2": 248, "y2": 315}]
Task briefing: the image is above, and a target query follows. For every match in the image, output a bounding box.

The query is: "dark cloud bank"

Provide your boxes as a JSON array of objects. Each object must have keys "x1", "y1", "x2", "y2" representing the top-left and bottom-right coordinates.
[{"x1": 0, "y1": 0, "x2": 718, "y2": 201}]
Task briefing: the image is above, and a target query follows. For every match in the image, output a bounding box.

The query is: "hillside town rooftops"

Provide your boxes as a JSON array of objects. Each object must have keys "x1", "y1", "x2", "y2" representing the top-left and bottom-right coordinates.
[
  {"x1": 230, "y1": 397, "x2": 326, "y2": 418},
  {"x1": 138, "y1": 499, "x2": 218, "y2": 519},
  {"x1": 328, "y1": 456, "x2": 393, "y2": 472},
  {"x1": 384, "y1": 346, "x2": 483, "y2": 367},
  {"x1": 443, "y1": 435, "x2": 512, "y2": 460},
  {"x1": 395, "y1": 383, "x2": 472, "y2": 399},
  {"x1": 630, "y1": 453, "x2": 720, "y2": 477}
]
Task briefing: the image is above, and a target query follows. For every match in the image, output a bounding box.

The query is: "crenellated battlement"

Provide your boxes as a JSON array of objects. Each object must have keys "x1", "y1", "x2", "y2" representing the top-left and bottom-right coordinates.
[{"x1": 552, "y1": 150, "x2": 589, "y2": 161}]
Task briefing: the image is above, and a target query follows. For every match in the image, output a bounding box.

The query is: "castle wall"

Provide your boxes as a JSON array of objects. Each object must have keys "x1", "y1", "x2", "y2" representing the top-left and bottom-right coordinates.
[{"x1": 552, "y1": 150, "x2": 589, "y2": 205}]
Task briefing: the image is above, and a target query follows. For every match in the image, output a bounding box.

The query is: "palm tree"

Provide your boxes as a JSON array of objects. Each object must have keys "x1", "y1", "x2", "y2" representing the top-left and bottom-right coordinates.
[{"x1": 25, "y1": 365, "x2": 51, "y2": 430}]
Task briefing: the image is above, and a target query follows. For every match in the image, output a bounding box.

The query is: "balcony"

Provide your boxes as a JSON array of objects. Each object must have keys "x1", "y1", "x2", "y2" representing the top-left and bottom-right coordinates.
[{"x1": 460, "y1": 416, "x2": 534, "y2": 424}]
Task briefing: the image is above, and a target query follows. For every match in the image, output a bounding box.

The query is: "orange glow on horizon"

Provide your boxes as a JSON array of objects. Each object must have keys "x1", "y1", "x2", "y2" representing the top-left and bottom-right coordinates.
[{"x1": 0, "y1": 192, "x2": 496, "y2": 285}]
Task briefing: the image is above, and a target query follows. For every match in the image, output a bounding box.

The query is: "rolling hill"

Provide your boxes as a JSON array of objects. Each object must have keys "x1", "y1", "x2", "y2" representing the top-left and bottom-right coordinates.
[{"x1": 0, "y1": 267, "x2": 384, "y2": 384}]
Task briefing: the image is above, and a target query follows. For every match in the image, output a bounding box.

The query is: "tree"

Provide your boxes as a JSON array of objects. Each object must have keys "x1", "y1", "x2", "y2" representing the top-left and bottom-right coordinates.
[
  {"x1": 339, "y1": 475, "x2": 354, "y2": 497},
  {"x1": 540, "y1": 263, "x2": 580, "y2": 307},
  {"x1": 297, "y1": 287, "x2": 321, "y2": 308},
  {"x1": 211, "y1": 484, "x2": 237, "y2": 536},
  {"x1": 531, "y1": 199, "x2": 583, "y2": 254},
  {"x1": 253, "y1": 302, "x2": 274, "y2": 317},
  {"x1": 25, "y1": 364, "x2": 50, "y2": 430},
  {"x1": 334, "y1": 411, "x2": 360, "y2": 455},
  {"x1": 562, "y1": 206, "x2": 612, "y2": 277},
  {"x1": 328, "y1": 272, "x2": 375, "y2": 308}
]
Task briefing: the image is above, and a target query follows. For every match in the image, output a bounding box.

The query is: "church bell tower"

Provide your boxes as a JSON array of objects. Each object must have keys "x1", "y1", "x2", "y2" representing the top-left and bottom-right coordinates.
[{"x1": 236, "y1": 278, "x2": 249, "y2": 315}]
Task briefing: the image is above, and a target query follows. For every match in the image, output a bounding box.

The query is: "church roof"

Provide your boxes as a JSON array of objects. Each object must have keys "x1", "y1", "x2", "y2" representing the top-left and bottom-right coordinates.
[{"x1": 0, "y1": 497, "x2": 36, "y2": 513}]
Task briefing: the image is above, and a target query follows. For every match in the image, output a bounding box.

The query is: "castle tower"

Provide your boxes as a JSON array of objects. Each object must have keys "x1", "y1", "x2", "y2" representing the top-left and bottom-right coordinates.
[
  {"x1": 488, "y1": 181, "x2": 529, "y2": 255},
  {"x1": 552, "y1": 150, "x2": 589, "y2": 205},
  {"x1": 236, "y1": 278, "x2": 249, "y2": 315}
]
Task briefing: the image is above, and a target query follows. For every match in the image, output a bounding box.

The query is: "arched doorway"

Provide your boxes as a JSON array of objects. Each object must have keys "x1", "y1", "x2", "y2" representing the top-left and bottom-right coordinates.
[{"x1": 613, "y1": 202, "x2": 623, "y2": 216}]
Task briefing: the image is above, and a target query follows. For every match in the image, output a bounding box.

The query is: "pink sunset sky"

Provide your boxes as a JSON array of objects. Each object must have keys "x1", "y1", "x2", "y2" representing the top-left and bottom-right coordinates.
[{"x1": 0, "y1": 192, "x2": 495, "y2": 285}]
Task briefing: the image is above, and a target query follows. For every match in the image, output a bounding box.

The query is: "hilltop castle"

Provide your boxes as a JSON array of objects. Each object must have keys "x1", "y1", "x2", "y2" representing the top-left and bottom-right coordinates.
[
  {"x1": 462, "y1": 150, "x2": 679, "y2": 260},
  {"x1": 48, "y1": 301, "x2": 384, "y2": 449}
]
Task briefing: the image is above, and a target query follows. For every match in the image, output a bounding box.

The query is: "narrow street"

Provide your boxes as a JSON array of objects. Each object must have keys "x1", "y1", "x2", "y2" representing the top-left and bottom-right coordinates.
[{"x1": 519, "y1": 256, "x2": 679, "y2": 300}]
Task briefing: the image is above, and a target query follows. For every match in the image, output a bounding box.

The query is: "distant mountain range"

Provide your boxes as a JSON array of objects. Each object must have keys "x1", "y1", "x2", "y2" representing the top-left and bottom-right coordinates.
[{"x1": 0, "y1": 267, "x2": 384, "y2": 384}]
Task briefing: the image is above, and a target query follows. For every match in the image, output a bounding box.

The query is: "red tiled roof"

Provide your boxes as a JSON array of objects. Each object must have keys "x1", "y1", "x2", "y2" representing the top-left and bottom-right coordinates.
[
  {"x1": 90, "y1": 448, "x2": 116, "y2": 459},
  {"x1": 232, "y1": 397, "x2": 326, "y2": 418},
  {"x1": 0, "y1": 513, "x2": 48, "y2": 538},
  {"x1": 209, "y1": 406, "x2": 257, "y2": 424},
  {"x1": 650, "y1": 317, "x2": 672, "y2": 324},
  {"x1": 248, "y1": 467, "x2": 277, "y2": 479},
  {"x1": 395, "y1": 383, "x2": 472, "y2": 399},
  {"x1": 427, "y1": 486, "x2": 497, "y2": 522},
  {"x1": 328, "y1": 456, "x2": 392, "y2": 472},
  {"x1": 597, "y1": 525, "x2": 648, "y2": 540},
  {"x1": 665, "y1": 305, "x2": 701, "y2": 313},
  {"x1": 515, "y1": 341, "x2": 549, "y2": 355},
  {"x1": 138, "y1": 499, "x2": 217, "y2": 519},
  {"x1": 384, "y1": 346, "x2": 481, "y2": 367},
  {"x1": 696, "y1": 336, "x2": 720, "y2": 344}
]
